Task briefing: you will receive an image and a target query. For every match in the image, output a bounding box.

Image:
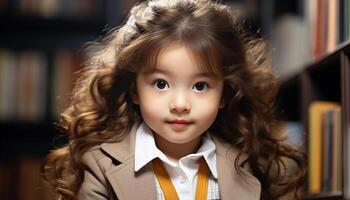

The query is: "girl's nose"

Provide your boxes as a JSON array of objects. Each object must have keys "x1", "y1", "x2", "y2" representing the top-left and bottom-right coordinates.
[{"x1": 169, "y1": 92, "x2": 190, "y2": 113}]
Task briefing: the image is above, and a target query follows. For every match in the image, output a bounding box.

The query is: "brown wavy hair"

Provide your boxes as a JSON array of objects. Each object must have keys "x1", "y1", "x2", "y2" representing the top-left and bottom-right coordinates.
[{"x1": 42, "y1": 0, "x2": 306, "y2": 199}]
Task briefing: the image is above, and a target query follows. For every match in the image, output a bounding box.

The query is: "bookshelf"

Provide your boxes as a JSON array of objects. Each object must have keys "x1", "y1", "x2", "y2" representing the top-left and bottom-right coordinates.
[
  {"x1": 0, "y1": 1, "x2": 108, "y2": 159},
  {"x1": 274, "y1": 0, "x2": 350, "y2": 198},
  {"x1": 0, "y1": 0, "x2": 141, "y2": 157},
  {"x1": 278, "y1": 40, "x2": 350, "y2": 200},
  {"x1": 0, "y1": 0, "x2": 139, "y2": 199}
]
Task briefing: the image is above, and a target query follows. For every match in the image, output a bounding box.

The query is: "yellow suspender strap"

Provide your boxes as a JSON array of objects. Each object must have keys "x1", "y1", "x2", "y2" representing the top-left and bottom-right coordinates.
[
  {"x1": 195, "y1": 158, "x2": 209, "y2": 200},
  {"x1": 152, "y1": 158, "x2": 180, "y2": 200},
  {"x1": 152, "y1": 157, "x2": 209, "y2": 200}
]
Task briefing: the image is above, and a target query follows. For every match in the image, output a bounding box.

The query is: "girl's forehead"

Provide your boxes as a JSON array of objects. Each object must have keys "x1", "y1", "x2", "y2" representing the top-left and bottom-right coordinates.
[
  {"x1": 150, "y1": 64, "x2": 215, "y2": 79},
  {"x1": 140, "y1": 41, "x2": 223, "y2": 79}
]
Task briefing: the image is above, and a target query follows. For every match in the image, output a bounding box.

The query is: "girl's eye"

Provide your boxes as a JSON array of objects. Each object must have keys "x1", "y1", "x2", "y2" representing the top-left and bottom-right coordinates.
[
  {"x1": 193, "y1": 82, "x2": 208, "y2": 91},
  {"x1": 152, "y1": 79, "x2": 169, "y2": 90}
]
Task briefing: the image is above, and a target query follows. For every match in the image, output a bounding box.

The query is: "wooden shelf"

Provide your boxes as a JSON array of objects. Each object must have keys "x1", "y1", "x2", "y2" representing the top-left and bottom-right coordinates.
[
  {"x1": 305, "y1": 192, "x2": 343, "y2": 200},
  {"x1": 0, "y1": 121, "x2": 64, "y2": 159},
  {"x1": 0, "y1": 17, "x2": 106, "y2": 34}
]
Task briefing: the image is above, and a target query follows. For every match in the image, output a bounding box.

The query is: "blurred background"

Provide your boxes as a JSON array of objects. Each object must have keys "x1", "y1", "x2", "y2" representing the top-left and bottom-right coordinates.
[{"x1": 0, "y1": 0, "x2": 349, "y2": 200}]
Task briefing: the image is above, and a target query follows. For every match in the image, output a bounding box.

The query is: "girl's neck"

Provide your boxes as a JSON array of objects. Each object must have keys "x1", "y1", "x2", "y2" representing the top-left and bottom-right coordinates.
[{"x1": 153, "y1": 133, "x2": 202, "y2": 163}]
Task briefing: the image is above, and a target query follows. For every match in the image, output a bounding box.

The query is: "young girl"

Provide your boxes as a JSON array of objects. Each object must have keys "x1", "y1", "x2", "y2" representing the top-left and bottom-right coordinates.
[{"x1": 42, "y1": 0, "x2": 306, "y2": 199}]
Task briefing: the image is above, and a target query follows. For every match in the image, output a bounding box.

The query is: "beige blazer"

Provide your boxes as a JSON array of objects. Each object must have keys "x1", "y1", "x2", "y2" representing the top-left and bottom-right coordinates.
[{"x1": 78, "y1": 123, "x2": 261, "y2": 200}]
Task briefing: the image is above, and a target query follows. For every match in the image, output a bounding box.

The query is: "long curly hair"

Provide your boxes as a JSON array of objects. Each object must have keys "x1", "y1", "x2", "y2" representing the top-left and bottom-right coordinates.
[{"x1": 42, "y1": 0, "x2": 306, "y2": 199}]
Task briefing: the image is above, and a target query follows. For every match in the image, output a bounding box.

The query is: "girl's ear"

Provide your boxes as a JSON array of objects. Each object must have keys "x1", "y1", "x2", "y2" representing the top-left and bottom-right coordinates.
[
  {"x1": 219, "y1": 97, "x2": 226, "y2": 109},
  {"x1": 132, "y1": 93, "x2": 139, "y2": 105},
  {"x1": 130, "y1": 82, "x2": 139, "y2": 105}
]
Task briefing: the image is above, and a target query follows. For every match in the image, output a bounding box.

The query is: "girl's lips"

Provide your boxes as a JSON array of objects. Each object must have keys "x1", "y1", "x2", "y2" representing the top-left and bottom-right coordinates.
[
  {"x1": 166, "y1": 120, "x2": 193, "y2": 130},
  {"x1": 167, "y1": 119, "x2": 192, "y2": 124}
]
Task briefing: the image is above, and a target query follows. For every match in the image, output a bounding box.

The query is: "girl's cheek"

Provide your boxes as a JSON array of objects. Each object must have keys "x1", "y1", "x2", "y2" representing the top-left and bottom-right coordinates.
[
  {"x1": 140, "y1": 93, "x2": 166, "y2": 110},
  {"x1": 195, "y1": 92, "x2": 222, "y2": 105}
]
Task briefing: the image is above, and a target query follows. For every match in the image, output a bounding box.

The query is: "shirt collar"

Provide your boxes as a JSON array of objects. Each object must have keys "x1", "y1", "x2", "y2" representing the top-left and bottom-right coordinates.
[{"x1": 134, "y1": 121, "x2": 218, "y2": 178}]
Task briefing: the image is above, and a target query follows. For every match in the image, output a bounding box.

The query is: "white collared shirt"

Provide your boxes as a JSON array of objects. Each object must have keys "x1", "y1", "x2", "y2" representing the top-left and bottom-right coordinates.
[{"x1": 135, "y1": 122, "x2": 220, "y2": 200}]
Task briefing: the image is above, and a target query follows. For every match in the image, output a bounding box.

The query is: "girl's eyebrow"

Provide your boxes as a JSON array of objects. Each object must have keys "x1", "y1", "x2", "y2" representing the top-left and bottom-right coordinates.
[{"x1": 150, "y1": 68, "x2": 214, "y2": 78}]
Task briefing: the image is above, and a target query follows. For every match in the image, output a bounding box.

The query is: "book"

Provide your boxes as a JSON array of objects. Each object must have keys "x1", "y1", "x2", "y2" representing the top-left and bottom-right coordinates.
[
  {"x1": 0, "y1": 49, "x2": 17, "y2": 121},
  {"x1": 51, "y1": 49, "x2": 82, "y2": 118},
  {"x1": 17, "y1": 51, "x2": 47, "y2": 121},
  {"x1": 345, "y1": 125, "x2": 350, "y2": 198},
  {"x1": 0, "y1": 161, "x2": 16, "y2": 200},
  {"x1": 326, "y1": 0, "x2": 338, "y2": 53},
  {"x1": 321, "y1": 109, "x2": 339, "y2": 192},
  {"x1": 308, "y1": 101, "x2": 340, "y2": 194},
  {"x1": 17, "y1": 156, "x2": 57, "y2": 200},
  {"x1": 331, "y1": 107, "x2": 341, "y2": 192},
  {"x1": 345, "y1": 0, "x2": 350, "y2": 40},
  {"x1": 321, "y1": 109, "x2": 330, "y2": 192}
]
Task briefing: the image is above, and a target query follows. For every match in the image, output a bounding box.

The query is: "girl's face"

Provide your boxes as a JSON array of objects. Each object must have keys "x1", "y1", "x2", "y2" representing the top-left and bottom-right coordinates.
[{"x1": 134, "y1": 42, "x2": 224, "y2": 149}]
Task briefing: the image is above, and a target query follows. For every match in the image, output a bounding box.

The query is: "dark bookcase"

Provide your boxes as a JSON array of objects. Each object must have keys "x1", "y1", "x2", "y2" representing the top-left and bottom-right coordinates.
[
  {"x1": 0, "y1": 1, "x2": 138, "y2": 199},
  {"x1": 0, "y1": 0, "x2": 141, "y2": 158},
  {"x1": 278, "y1": 41, "x2": 350, "y2": 200}
]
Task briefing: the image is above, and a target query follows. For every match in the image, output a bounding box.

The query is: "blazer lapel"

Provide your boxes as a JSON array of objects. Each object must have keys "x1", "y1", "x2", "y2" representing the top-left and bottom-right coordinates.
[
  {"x1": 100, "y1": 123, "x2": 157, "y2": 200},
  {"x1": 212, "y1": 135, "x2": 261, "y2": 200},
  {"x1": 105, "y1": 159, "x2": 156, "y2": 200}
]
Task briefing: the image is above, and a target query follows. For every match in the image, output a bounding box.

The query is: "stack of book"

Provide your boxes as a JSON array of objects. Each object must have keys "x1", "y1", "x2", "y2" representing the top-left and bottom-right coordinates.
[
  {"x1": 309, "y1": 0, "x2": 342, "y2": 59},
  {"x1": 308, "y1": 101, "x2": 342, "y2": 194},
  {"x1": 0, "y1": 48, "x2": 82, "y2": 122},
  {"x1": 272, "y1": 0, "x2": 350, "y2": 80},
  {"x1": 0, "y1": 49, "x2": 47, "y2": 122},
  {"x1": 0, "y1": 157, "x2": 57, "y2": 200}
]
